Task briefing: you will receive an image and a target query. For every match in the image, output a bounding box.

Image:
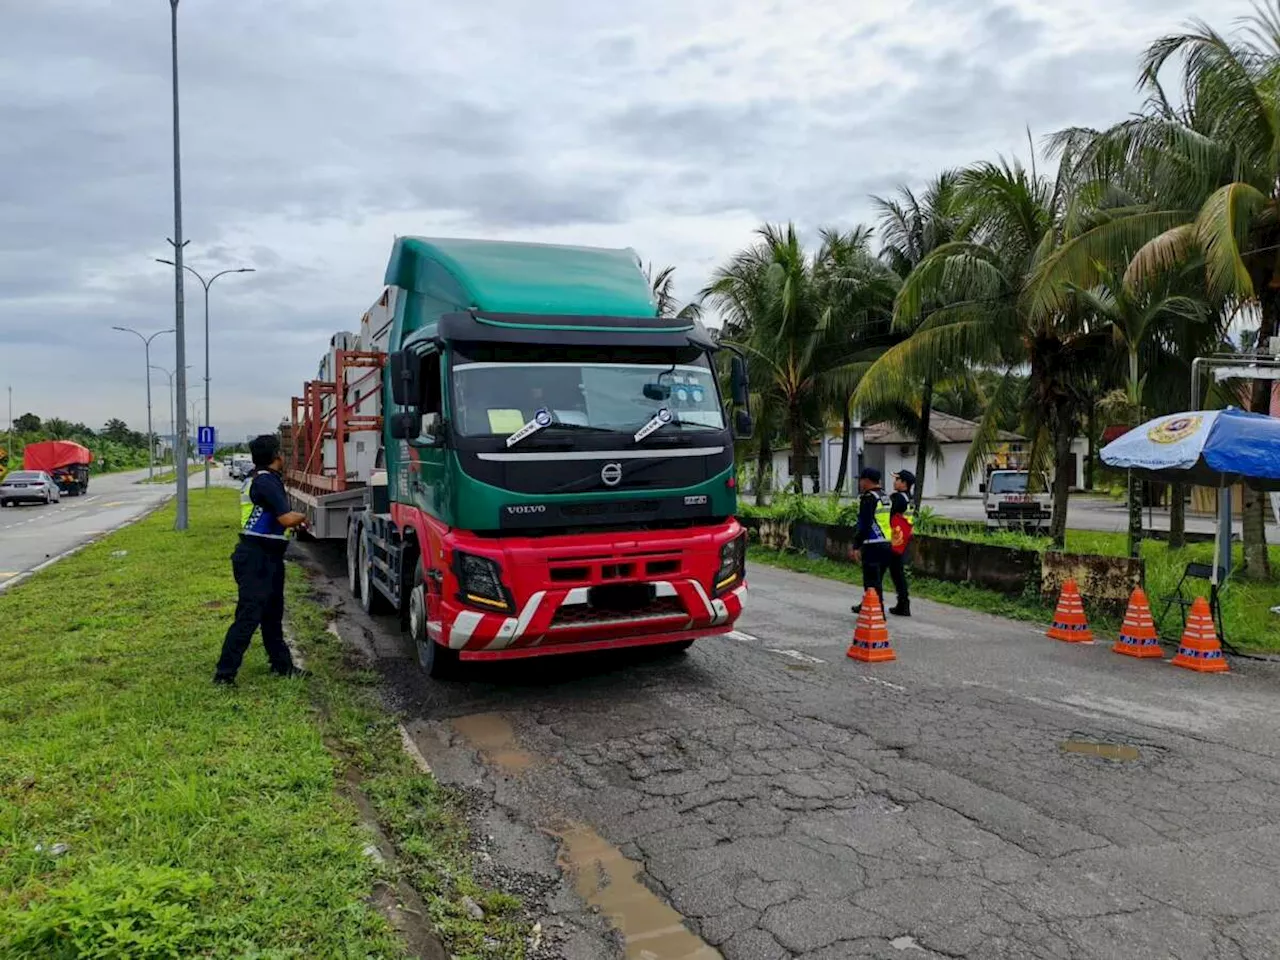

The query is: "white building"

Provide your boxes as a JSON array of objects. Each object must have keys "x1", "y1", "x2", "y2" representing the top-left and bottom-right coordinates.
[{"x1": 764, "y1": 411, "x2": 1088, "y2": 497}]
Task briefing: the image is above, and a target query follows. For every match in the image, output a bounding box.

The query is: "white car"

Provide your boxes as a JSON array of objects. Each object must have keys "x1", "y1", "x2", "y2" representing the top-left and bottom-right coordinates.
[{"x1": 0, "y1": 470, "x2": 62, "y2": 507}]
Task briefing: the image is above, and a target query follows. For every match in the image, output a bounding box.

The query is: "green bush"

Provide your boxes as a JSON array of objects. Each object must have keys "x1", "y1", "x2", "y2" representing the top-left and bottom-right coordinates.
[{"x1": 1, "y1": 864, "x2": 215, "y2": 959}]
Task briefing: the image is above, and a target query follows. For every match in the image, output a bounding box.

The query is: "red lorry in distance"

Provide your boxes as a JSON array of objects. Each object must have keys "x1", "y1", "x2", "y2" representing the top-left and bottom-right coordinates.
[{"x1": 23, "y1": 441, "x2": 93, "y2": 496}]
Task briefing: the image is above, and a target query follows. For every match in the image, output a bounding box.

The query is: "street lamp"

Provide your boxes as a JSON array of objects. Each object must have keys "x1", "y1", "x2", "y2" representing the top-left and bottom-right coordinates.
[
  {"x1": 150, "y1": 364, "x2": 190, "y2": 467},
  {"x1": 167, "y1": 0, "x2": 190, "y2": 530},
  {"x1": 113, "y1": 326, "x2": 174, "y2": 480},
  {"x1": 155, "y1": 258, "x2": 254, "y2": 490}
]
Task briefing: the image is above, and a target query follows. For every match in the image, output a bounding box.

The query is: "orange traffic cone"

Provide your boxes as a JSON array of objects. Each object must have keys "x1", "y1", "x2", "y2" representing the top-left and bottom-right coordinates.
[
  {"x1": 1047, "y1": 579, "x2": 1093, "y2": 643},
  {"x1": 847, "y1": 588, "x2": 896, "y2": 662},
  {"x1": 1112, "y1": 587, "x2": 1163, "y2": 659},
  {"x1": 1170, "y1": 597, "x2": 1228, "y2": 673}
]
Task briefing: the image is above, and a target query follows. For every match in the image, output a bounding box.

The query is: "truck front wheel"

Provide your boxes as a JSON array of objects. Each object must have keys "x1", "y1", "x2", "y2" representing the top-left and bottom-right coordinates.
[{"x1": 410, "y1": 563, "x2": 456, "y2": 679}]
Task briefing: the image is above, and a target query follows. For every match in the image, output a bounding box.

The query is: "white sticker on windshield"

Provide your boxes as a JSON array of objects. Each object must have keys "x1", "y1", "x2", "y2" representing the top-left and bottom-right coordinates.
[
  {"x1": 634, "y1": 406, "x2": 673, "y2": 442},
  {"x1": 505, "y1": 407, "x2": 553, "y2": 447}
]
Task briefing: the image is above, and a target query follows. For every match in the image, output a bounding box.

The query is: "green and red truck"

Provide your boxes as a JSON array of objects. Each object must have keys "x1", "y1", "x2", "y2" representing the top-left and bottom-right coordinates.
[{"x1": 284, "y1": 237, "x2": 751, "y2": 675}]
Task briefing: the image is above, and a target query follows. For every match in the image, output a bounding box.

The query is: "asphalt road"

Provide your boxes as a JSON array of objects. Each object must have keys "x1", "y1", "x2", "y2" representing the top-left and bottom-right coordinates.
[
  {"x1": 0, "y1": 467, "x2": 191, "y2": 591},
  {"x1": 307, "y1": 548, "x2": 1280, "y2": 960}
]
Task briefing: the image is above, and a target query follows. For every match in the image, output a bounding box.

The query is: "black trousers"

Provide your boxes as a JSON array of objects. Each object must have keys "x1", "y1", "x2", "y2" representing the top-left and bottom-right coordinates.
[
  {"x1": 215, "y1": 540, "x2": 294, "y2": 680},
  {"x1": 887, "y1": 549, "x2": 910, "y2": 606},
  {"x1": 861, "y1": 544, "x2": 910, "y2": 609}
]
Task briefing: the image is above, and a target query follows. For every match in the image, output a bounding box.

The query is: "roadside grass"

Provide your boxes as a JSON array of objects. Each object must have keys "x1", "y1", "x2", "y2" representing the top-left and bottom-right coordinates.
[
  {"x1": 0, "y1": 489, "x2": 527, "y2": 959},
  {"x1": 139, "y1": 462, "x2": 206, "y2": 484}
]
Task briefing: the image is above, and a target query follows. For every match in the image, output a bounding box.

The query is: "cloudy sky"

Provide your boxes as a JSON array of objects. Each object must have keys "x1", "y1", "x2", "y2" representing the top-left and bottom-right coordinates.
[{"x1": 0, "y1": 0, "x2": 1255, "y2": 442}]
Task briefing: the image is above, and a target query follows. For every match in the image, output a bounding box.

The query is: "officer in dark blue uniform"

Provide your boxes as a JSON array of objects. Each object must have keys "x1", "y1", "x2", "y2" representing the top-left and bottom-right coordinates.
[{"x1": 214, "y1": 434, "x2": 309, "y2": 685}]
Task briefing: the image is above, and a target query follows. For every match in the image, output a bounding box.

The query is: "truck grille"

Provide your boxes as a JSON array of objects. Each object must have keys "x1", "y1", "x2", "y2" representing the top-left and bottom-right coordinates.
[{"x1": 550, "y1": 595, "x2": 686, "y2": 627}]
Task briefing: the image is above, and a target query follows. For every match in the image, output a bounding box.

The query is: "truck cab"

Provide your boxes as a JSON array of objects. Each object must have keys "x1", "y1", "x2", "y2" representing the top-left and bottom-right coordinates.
[
  {"x1": 328, "y1": 237, "x2": 752, "y2": 675},
  {"x1": 980, "y1": 469, "x2": 1052, "y2": 534}
]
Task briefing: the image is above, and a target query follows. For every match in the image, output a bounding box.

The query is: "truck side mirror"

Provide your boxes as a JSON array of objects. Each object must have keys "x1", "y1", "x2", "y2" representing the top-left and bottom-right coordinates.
[
  {"x1": 389, "y1": 350, "x2": 420, "y2": 406},
  {"x1": 730, "y1": 355, "x2": 749, "y2": 407},
  {"x1": 388, "y1": 411, "x2": 419, "y2": 440},
  {"x1": 733, "y1": 408, "x2": 754, "y2": 440}
]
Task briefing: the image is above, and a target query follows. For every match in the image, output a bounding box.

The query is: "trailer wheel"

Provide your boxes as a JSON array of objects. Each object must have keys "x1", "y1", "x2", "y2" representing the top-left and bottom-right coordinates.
[
  {"x1": 358, "y1": 534, "x2": 390, "y2": 615},
  {"x1": 410, "y1": 563, "x2": 457, "y2": 679}
]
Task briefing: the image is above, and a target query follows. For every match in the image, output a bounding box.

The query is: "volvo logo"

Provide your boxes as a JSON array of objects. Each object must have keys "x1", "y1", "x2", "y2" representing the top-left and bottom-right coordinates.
[
  {"x1": 505, "y1": 504, "x2": 546, "y2": 515},
  {"x1": 601, "y1": 462, "x2": 623, "y2": 487}
]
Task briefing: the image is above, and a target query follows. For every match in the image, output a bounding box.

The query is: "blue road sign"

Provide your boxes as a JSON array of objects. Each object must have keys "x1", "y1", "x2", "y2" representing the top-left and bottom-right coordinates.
[{"x1": 197, "y1": 425, "x2": 217, "y2": 457}]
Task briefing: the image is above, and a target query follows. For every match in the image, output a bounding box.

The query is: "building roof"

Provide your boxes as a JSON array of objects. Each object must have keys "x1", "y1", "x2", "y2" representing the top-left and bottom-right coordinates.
[
  {"x1": 384, "y1": 237, "x2": 659, "y2": 317},
  {"x1": 863, "y1": 410, "x2": 1024, "y2": 445}
]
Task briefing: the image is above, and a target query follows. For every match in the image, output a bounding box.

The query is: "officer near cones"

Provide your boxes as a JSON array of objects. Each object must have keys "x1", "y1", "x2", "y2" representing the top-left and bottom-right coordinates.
[
  {"x1": 886, "y1": 470, "x2": 915, "y2": 617},
  {"x1": 850, "y1": 467, "x2": 894, "y2": 616},
  {"x1": 213, "y1": 434, "x2": 309, "y2": 686}
]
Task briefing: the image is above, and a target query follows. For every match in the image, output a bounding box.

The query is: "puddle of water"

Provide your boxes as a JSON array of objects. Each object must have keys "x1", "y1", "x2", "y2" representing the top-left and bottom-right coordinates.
[
  {"x1": 555, "y1": 824, "x2": 721, "y2": 960},
  {"x1": 1059, "y1": 740, "x2": 1140, "y2": 761},
  {"x1": 452, "y1": 713, "x2": 535, "y2": 773}
]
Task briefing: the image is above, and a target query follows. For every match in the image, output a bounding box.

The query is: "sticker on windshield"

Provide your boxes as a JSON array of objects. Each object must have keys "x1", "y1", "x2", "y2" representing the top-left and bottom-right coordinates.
[
  {"x1": 505, "y1": 407, "x2": 553, "y2": 447},
  {"x1": 634, "y1": 406, "x2": 673, "y2": 443}
]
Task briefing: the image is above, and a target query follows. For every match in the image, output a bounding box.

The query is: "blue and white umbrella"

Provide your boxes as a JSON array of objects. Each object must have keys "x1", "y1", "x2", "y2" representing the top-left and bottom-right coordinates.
[{"x1": 1101, "y1": 408, "x2": 1280, "y2": 492}]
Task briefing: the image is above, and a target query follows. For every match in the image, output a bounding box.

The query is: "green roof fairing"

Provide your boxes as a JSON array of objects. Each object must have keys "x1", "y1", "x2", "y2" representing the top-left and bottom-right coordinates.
[{"x1": 384, "y1": 237, "x2": 659, "y2": 317}]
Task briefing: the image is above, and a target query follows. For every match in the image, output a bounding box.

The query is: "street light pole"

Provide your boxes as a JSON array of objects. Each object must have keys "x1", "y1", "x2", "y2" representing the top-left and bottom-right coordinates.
[
  {"x1": 168, "y1": 0, "x2": 191, "y2": 530},
  {"x1": 155, "y1": 259, "x2": 254, "y2": 489},
  {"x1": 150, "y1": 364, "x2": 190, "y2": 467},
  {"x1": 113, "y1": 327, "x2": 174, "y2": 480}
]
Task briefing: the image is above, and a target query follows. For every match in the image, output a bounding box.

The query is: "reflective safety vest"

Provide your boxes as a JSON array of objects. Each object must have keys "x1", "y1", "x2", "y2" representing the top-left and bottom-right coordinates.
[
  {"x1": 889, "y1": 502, "x2": 915, "y2": 554},
  {"x1": 864, "y1": 491, "x2": 891, "y2": 545},
  {"x1": 239, "y1": 473, "x2": 290, "y2": 543}
]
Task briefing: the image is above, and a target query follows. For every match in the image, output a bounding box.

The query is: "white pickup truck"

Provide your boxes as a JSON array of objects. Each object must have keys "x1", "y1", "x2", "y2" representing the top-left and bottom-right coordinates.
[{"x1": 980, "y1": 470, "x2": 1052, "y2": 534}]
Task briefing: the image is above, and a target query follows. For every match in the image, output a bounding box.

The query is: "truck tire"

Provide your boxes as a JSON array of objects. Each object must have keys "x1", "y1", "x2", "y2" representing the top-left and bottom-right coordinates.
[
  {"x1": 358, "y1": 534, "x2": 390, "y2": 615},
  {"x1": 347, "y1": 523, "x2": 362, "y2": 600},
  {"x1": 410, "y1": 562, "x2": 457, "y2": 679}
]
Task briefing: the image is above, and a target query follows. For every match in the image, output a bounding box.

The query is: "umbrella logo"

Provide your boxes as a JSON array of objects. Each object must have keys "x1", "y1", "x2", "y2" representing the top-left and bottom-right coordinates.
[{"x1": 1147, "y1": 415, "x2": 1203, "y2": 445}]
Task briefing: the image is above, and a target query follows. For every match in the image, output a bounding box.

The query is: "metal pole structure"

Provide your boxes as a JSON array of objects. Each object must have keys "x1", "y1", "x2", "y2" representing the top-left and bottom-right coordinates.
[
  {"x1": 113, "y1": 327, "x2": 173, "y2": 480},
  {"x1": 155, "y1": 259, "x2": 254, "y2": 489},
  {"x1": 168, "y1": 0, "x2": 191, "y2": 530}
]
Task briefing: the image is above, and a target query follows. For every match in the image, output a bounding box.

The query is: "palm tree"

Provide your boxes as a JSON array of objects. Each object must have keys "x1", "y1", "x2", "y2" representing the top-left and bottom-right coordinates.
[
  {"x1": 857, "y1": 158, "x2": 1111, "y2": 547},
  {"x1": 645, "y1": 263, "x2": 703, "y2": 321},
  {"x1": 871, "y1": 172, "x2": 964, "y2": 508},
  {"x1": 1072, "y1": 267, "x2": 1209, "y2": 555},
  {"x1": 812, "y1": 227, "x2": 900, "y2": 493},
  {"x1": 703, "y1": 224, "x2": 898, "y2": 495},
  {"x1": 1036, "y1": 5, "x2": 1280, "y2": 576}
]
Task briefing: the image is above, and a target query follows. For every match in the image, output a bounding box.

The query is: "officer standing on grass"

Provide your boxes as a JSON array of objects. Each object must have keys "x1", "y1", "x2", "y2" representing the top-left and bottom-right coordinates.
[
  {"x1": 213, "y1": 434, "x2": 309, "y2": 686},
  {"x1": 850, "y1": 467, "x2": 894, "y2": 616}
]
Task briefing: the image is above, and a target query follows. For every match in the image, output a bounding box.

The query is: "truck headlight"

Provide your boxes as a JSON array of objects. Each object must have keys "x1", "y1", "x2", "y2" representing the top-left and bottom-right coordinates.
[
  {"x1": 454, "y1": 551, "x2": 512, "y2": 611},
  {"x1": 715, "y1": 533, "x2": 747, "y2": 593}
]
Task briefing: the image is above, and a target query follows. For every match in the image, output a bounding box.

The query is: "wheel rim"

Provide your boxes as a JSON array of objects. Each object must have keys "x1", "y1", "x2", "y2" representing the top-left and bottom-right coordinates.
[
  {"x1": 409, "y1": 582, "x2": 426, "y2": 643},
  {"x1": 359, "y1": 540, "x2": 372, "y2": 606}
]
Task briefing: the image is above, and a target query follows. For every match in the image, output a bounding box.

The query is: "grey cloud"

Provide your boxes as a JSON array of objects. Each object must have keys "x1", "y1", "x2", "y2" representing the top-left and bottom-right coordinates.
[{"x1": 0, "y1": 0, "x2": 1262, "y2": 436}]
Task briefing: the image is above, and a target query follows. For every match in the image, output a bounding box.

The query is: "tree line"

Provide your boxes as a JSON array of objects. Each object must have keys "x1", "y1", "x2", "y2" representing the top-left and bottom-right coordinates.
[
  {"x1": 1, "y1": 415, "x2": 161, "y2": 476},
  {"x1": 654, "y1": 5, "x2": 1279, "y2": 581}
]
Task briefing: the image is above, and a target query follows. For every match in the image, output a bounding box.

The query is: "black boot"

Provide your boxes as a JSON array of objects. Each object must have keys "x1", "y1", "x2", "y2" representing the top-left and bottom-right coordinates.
[
  {"x1": 889, "y1": 600, "x2": 911, "y2": 617},
  {"x1": 851, "y1": 604, "x2": 862, "y2": 615}
]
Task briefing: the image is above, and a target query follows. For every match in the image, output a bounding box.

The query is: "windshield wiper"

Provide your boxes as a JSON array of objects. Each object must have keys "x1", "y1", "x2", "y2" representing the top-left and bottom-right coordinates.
[
  {"x1": 506, "y1": 409, "x2": 616, "y2": 447},
  {"x1": 633, "y1": 407, "x2": 675, "y2": 443}
]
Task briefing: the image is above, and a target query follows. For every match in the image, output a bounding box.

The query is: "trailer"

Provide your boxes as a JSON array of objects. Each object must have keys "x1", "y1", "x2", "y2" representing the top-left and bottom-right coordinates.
[
  {"x1": 284, "y1": 237, "x2": 753, "y2": 676},
  {"x1": 23, "y1": 441, "x2": 92, "y2": 496}
]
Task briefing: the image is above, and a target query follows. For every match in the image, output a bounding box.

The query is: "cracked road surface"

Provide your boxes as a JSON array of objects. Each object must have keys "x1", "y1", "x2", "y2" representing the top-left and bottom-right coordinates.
[{"x1": 305, "y1": 546, "x2": 1280, "y2": 960}]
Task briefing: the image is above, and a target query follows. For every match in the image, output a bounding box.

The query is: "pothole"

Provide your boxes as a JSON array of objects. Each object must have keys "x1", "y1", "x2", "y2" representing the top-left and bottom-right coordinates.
[
  {"x1": 1059, "y1": 739, "x2": 1140, "y2": 761},
  {"x1": 554, "y1": 823, "x2": 721, "y2": 959},
  {"x1": 453, "y1": 712, "x2": 537, "y2": 773}
]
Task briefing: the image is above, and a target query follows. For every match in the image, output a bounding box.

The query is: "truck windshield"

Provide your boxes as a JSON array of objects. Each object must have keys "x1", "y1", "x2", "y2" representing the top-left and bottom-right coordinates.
[
  {"x1": 990, "y1": 473, "x2": 1030, "y2": 494},
  {"x1": 450, "y1": 355, "x2": 725, "y2": 438}
]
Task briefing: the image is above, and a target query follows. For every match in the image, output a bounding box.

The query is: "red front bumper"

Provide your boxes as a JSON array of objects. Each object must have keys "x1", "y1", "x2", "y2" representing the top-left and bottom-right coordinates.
[{"x1": 429, "y1": 519, "x2": 747, "y2": 660}]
